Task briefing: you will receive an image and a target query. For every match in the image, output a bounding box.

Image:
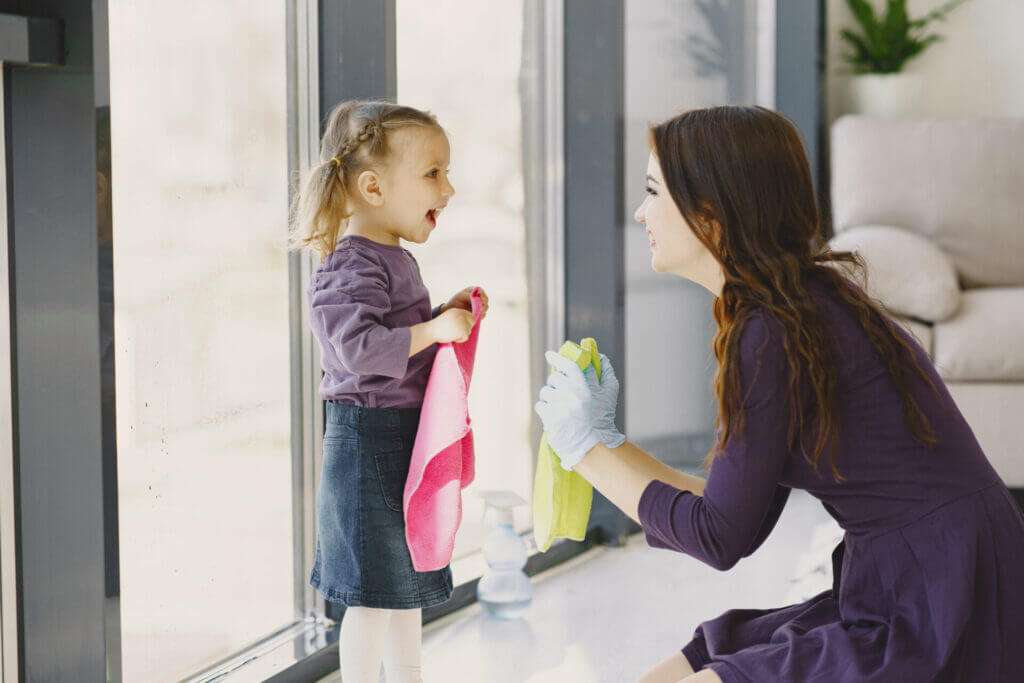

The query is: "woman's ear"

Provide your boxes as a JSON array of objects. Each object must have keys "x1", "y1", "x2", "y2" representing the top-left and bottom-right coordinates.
[{"x1": 355, "y1": 169, "x2": 385, "y2": 207}]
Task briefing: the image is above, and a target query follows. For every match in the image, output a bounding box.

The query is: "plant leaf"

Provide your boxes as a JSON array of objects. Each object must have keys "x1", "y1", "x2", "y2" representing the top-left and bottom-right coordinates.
[
  {"x1": 841, "y1": 0, "x2": 969, "y2": 72},
  {"x1": 846, "y1": 0, "x2": 881, "y2": 53},
  {"x1": 839, "y1": 28, "x2": 877, "y2": 71}
]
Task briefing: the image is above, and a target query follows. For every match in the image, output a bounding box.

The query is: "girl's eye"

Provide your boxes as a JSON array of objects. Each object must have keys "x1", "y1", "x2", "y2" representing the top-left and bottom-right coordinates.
[
  {"x1": 645, "y1": 187, "x2": 657, "y2": 196},
  {"x1": 427, "y1": 169, "x2": 439, "y2": 178}
]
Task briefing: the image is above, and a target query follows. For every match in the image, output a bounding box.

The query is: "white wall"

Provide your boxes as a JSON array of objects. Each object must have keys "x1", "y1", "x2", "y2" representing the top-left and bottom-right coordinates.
[{"x1": 827, "y1": 0, "x2": 1024, "y2": 122}]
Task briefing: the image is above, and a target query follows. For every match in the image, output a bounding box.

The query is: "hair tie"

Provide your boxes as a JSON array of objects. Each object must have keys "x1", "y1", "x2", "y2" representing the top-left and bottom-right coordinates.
[{"x1": 329, "y1": 156, "x2": 341, "y2": 168}]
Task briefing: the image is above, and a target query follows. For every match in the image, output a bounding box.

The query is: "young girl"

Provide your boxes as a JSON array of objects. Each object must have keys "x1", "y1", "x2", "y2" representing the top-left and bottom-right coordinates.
[{"x1": 289, "y1": 100, "x2": 489, "y2": 683}]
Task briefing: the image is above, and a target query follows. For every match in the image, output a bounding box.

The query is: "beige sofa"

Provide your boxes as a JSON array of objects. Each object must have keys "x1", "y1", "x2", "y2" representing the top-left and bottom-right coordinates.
[{"x1": 829, "y1": 115, "x2": 1024, "y2": 493}]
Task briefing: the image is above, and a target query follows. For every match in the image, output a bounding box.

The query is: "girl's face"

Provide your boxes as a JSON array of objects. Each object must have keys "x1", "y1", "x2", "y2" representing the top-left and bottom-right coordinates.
[
  {"x1": 381, "y1": 127, "x2": 455, "y2": 244},
  {"x1": 633, "y1": 152, "x2": 722, "y2": 295}
]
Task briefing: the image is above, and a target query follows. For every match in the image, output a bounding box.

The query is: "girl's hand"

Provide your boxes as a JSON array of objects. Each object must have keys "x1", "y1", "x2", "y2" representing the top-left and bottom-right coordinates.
[
  {"x1": 444, "y1": 287, "x2": 489, "y2": 319},
  {"x1": 432, "y1": 308, "x2": 475, "y2": 344}
]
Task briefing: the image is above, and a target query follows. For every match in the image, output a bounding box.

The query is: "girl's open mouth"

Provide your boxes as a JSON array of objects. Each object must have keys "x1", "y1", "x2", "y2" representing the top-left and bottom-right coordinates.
[{"x1": 426, "y1": 209, "x2": 438, "y2": 227}]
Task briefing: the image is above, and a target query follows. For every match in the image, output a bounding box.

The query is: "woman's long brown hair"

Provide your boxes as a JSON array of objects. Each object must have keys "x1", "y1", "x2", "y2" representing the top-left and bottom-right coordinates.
[{"x1": 650, "y1": 106, "x2": 940, "y2": 482}]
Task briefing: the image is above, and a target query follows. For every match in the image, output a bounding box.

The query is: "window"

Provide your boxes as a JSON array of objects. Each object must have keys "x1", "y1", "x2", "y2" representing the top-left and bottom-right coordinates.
[
  {"x1": 395, "y1": 0, "x2": 540, "y2": 563},
  {"x1": 109, "y1": 4, "x2": 293, "y2": 679},
  {"x1": 624, "y1": 0, "x2": 774, "y2": 467}
]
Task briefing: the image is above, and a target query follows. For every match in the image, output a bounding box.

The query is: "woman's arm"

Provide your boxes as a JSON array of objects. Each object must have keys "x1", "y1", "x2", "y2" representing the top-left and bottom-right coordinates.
[
  {"x1": 537, "y1": 311, "x2": 793, "y2": 570},
  {"x1": 573, "y1": 440, "x2": 706, "y2": 524},
  {"x1": 627, "y1": 313, "x2": 792, "y2": 570}
]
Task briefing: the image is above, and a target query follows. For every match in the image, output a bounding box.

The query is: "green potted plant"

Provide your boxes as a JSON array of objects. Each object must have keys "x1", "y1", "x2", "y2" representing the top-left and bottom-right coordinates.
[{"x1": 840, "y1": 0, "x2": 970, "y2": 117}]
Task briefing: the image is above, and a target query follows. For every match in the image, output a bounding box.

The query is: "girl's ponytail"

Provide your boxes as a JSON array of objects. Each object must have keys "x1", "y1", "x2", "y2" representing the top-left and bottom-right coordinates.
[{"x1": 287, "y1": 156, "x2": 349, "y2": 260}]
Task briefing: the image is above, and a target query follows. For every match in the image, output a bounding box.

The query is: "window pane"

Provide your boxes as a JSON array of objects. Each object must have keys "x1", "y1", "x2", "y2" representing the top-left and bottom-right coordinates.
[
  {"x1": 624, "y1": 0, "x2": 769, "y2": 463},
  {"x1": 396, "y1": 0, "x2": 533, "y2": 560},
  {"x1": 109, "y1": 3, "x2": 293, "y2": 679}
]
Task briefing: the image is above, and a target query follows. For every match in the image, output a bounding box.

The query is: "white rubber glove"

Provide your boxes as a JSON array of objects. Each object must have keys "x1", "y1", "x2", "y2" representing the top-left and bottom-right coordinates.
[
  {"x1": 589, "y1": 353, "x2": 626, "y2": 449},
  {"x1": 534, "y1": 350, "x2": 612, "y2": 470}
]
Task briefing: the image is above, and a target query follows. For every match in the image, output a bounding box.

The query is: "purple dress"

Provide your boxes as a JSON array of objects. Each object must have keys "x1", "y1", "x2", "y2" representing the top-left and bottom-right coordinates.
[{"x1": 637, "y1": 275, "x2": 1024, "y2": 682}]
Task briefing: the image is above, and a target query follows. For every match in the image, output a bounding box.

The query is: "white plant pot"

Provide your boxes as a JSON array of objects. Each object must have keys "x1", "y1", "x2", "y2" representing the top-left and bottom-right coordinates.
[{"x1": 848, "y1": 72, "x2": 924, "y2": 118}]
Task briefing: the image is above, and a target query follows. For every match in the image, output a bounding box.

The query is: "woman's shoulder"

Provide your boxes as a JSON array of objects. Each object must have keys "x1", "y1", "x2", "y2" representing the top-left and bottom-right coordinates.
[
  {"x1": 729, "y1": 309, "x2": 791, "y2": 409},
  {"x1": 740, "y1": 277, "x2": 856, "y2": 347},
  {"x1": 734, "y1": 278, "x2": 844, "y2": 363},
  {"x1": 736, "y1": 306, "x2": 784, "y2": 352}
]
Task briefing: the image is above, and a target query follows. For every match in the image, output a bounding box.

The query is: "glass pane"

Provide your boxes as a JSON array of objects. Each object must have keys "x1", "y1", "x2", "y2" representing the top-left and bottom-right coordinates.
[
  {"x1": 109, "y1": 3, "x2": 293, "y2": 679},
  {"x1": 624, "y1": 0, "x2": 769, "y2": 465},
  {"x1": 396, "y1": 0, "x2": 533, "y2": 560}
]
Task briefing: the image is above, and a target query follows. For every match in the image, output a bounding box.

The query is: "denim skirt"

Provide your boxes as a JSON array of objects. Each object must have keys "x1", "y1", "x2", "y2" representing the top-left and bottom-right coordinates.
[{"x1": 309, "y1": 400, "x2": 453, "y2": 609}]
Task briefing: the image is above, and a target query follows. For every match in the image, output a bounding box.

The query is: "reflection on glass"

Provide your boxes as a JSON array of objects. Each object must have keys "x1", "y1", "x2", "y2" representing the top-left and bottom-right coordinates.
[
  {"x1": 109, "y1": 3, "x2": 293, "y2": 679},
  {"x1": 396, "y1": 0, "x2": 533, "y2": 561},
  {"x1": 624, "y1": 0, "x2": 767, "y2": 465}
]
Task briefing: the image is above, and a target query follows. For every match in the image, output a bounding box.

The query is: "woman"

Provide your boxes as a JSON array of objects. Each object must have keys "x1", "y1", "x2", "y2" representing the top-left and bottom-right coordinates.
[{"x1": 534, "y1": 106, "x2": 1024, "y2": 682}]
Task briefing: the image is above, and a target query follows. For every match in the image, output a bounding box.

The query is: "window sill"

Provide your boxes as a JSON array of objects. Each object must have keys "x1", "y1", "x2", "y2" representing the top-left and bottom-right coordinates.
[{"x1": 218, "y1": 529, "x2": 605, "y2": 682}]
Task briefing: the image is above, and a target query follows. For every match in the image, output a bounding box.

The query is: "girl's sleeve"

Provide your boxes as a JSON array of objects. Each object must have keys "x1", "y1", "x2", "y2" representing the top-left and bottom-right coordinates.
[
  {"x1": 310, "y1": 248, "x2": 411, "y2": 379},
  {"x1": 637, "y1": 311, "x2": 794, "y2": 571}
]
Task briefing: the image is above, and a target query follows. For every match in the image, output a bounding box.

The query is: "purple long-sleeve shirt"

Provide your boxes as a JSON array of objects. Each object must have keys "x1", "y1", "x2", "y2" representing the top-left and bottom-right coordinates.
[
  {"x1": 308, "y1": 234, "x2": 441, "y2": 408},
  {"x1": 637, "y1": 272, "x2": 1000, "y2": 571}
]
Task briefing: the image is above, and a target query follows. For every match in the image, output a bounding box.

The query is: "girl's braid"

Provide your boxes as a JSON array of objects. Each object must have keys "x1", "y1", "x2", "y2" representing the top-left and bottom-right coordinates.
[{"x1": 330, "y1": 121, "x2": 380, "y2": 167}]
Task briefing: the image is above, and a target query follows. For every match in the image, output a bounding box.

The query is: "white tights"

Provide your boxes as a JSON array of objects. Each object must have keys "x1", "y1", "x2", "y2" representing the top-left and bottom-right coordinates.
[{"x1": 338, "y1": 606, "x2": 423, "y2": 683}]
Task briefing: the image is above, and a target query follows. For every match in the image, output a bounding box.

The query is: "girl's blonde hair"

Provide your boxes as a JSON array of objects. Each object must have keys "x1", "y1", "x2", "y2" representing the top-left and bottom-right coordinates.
[{"x1": 288, "y1": 99, "x2": 443, "y2": 259}]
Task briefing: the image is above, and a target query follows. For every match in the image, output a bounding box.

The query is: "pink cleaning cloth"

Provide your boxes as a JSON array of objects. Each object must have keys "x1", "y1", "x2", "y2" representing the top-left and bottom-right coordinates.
[{"x1": 403, "y1": 288, "x2": 484, "y2": 572}]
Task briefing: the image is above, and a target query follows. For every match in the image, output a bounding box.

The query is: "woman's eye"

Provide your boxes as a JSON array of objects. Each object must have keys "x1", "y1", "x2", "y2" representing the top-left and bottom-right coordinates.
[{"x1": 645, "y1": 187, "x2": 657, "y2": 196}]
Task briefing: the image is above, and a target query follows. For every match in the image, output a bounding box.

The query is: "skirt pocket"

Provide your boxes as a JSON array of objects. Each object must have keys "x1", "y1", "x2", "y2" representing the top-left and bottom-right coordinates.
[{"x1": 374, "y1": 450, "x2": 411, "y2": 513}]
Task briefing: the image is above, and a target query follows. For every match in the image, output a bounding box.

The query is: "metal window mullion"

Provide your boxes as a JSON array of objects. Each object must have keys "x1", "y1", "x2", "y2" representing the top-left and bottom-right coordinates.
[
  {"x1": 775, "y1": 0, "x2": 824, "y2": 195},
  {"x1": 756, "y1": 0, "x2": 777, "y2": 109},
  {"x1": 563, "y1": 0, "x2": 632, "y2": 543},
  {"x1": 315, "y1": 0, "x2": 396, "y2": 625},
  {"x1": 523, "y1": 0, "x2": 566, "y2": 476},
  {"x1": 543, "y1": 0, "x2": 566, "y2": 363},
  {"x1": 0, "y1": 63, "x2": 19, "y2": 683},
  {"x1": 6, "y1": 62, "x2": 107, "y2": 683},
  {"x1": 287, "y1": 0, "x2": 326, "y2": 625}
]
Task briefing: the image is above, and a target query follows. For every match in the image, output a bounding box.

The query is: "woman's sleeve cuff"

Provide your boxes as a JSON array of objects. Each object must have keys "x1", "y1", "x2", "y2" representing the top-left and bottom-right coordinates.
[{"x1": 638, "y1": 479, "x2": 691, "y2": 550}]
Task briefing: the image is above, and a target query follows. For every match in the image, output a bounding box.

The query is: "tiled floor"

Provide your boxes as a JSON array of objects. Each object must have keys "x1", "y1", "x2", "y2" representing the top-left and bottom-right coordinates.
[{"x1": 317, "y1": 489, "x2": 838, "y2": 682}]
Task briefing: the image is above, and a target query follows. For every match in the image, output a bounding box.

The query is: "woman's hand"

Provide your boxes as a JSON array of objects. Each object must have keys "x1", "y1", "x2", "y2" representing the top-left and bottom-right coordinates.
[
  {"x1": 534, "y1": 350, "x2": 625, "y2": 469},
  {"x1": 534, "y1": 354, "x2": 601, "y2": 470},
  {"x1": 588, "y1": 352, "x2": 626, "y2": 449},
  {"x1": 444, "y1": 286, "x2": 489, "y2": 319}
]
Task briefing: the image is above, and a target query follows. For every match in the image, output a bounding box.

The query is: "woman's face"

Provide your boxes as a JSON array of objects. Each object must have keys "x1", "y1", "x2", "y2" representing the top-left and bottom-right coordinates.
[{"x1": 633, "y1": 152, "x2": 723, "y2": 295}]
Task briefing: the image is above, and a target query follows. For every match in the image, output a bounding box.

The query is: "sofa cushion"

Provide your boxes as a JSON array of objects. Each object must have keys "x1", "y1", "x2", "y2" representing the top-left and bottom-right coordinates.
[
  {"x1": 831, "y1": 116, "x2": 1024, "y2": 288},
  {"x1": 828, "y1": 225, "x2": 961, "y2": 323},
  {"x1": 933, "y1": 287, "x2": 1024, "y2": 381}
]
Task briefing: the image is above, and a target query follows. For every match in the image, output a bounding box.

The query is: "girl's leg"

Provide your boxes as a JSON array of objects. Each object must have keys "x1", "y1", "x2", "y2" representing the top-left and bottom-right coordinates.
[
  {"x1": 681, "y1": 669, "x2": 722, "y2": 682},
  {"x1": 382, "y1": 608, "x2": 423, "y2": 683},
  {"x1": 636, "y1": 652, "x2": 694, "y2": 683},
  {"x1": 339, "y1": 606, "x2": 393, "y2": 683}
]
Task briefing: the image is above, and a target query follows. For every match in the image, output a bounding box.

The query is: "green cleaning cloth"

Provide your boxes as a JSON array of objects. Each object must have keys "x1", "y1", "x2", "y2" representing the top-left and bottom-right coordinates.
[{"x1": 533, "y1": 338, "x2": 602, "y2": 552}]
